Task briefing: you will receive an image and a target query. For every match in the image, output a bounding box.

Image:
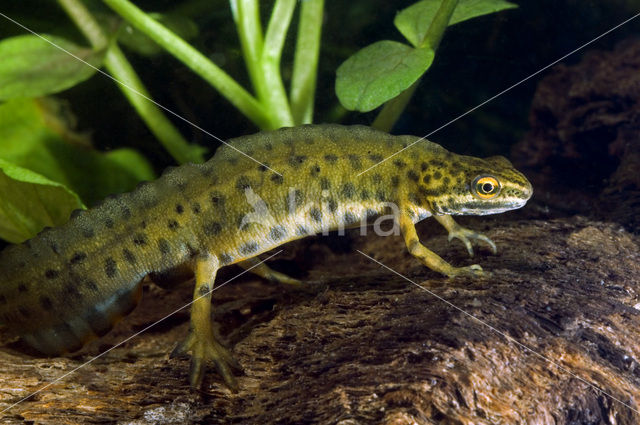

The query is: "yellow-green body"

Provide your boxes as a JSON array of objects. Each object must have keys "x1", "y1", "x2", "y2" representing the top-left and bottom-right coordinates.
[{"x1": 0, "y1": 124, "x2": 532, "y2": 388}]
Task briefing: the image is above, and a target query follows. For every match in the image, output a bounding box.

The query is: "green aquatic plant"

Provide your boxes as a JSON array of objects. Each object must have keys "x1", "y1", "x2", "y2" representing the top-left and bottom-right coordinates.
[{"x1": 0, "y1": 0, "x2": 516, "y2": 243}]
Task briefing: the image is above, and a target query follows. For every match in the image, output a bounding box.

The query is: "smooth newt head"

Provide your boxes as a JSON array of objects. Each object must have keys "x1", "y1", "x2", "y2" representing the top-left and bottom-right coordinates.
[{"x1": 416, "y1": 153, "x2": 533, "y2": 216}]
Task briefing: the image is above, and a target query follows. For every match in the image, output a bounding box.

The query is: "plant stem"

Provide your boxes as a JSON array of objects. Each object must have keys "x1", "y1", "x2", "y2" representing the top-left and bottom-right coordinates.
[
  {"x1": 421, "y1": 0, "x2": 458, "y2": 50},
  {"x1": 232, "y1": 0, "x2": 264, "y2": 98},
  {"x1": 103, "y1": 0, "x2": 275, "y2": 129},
  {"x1": 372, "y1": 79, "x2": 420, "y2": 132},
  {"x1": 290, "y1": 0, "x2": 324, "y2": 125},
  {"x1": 262, "y1": 0, "x2": 295, "y2": 126},
  {"x1": 58, "y1": 0, "x2": 204, "y2": 164},
  {"x1": 374, "y1": 0, "x2": 459, "y2": 132}
]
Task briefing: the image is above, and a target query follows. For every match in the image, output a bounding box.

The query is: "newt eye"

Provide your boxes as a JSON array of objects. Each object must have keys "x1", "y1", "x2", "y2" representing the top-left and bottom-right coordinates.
[{"x1": 472, "y1": 175, "x2": 500, "y2": 199}]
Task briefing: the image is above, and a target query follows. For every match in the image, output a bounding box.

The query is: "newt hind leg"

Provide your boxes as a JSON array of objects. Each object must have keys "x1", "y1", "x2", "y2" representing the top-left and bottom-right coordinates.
[
  {"x1": 171, "y1": 254, "x2": 240, "y2": 389},
  {"x1": 238, "y1": 257, "x2": 302, "y2": 286}
]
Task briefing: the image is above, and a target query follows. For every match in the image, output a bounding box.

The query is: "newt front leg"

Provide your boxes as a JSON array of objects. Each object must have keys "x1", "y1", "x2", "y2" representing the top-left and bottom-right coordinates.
[
  {"x1": 397, "y1": 209, "x2": 484, "y2": 278},
  {"x1": 171, "y1": 254, "x2": 240, "y2": 389}
]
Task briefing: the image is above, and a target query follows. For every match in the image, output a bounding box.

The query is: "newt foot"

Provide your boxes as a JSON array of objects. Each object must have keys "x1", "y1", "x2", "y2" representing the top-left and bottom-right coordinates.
[{"x1": 171, "y1": 327, "x2": 241, "y2": 390}]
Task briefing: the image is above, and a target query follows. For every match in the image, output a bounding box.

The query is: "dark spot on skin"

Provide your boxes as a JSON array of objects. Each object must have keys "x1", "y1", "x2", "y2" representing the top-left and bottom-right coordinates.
[
  {"x1": 348, "y1": 154, "x2": 362, "y2": 170},
  {"x1": 421, "y1": 162, "x2": 428, "y2": 172},
  {"x1": 192, "y1": 202, "x2": 201, "y2": 214},
  {"x1": 375, "y1": 191, "x2": 386, "y2": 201},
  {"x1": 391, "y1": 176, "x2": 400, "y2": 187},
  {"x1": 40, "y1": 296, "x2": 53, "y2": 311},
  {"x1": 328, "y1": 199, "x2": 338, "y2": 212},
  {"x1": 265, "y1": 143, "x2": 273, "y2": 151},
  {"x1": 168, "y1": 219, "x2": 179, "y2": 230},
  {"x1": 175, "y1": 204, "x2": 184, "y2": 214},
  {"x1": 84, "y1": 279, "x2": 98, "y2": 291},
  {"x1": 320, "y1": 177, "x2": 331, "y2": 190},
  {"x1": 133, "y1": 233, "x2": 148, "y2": 246},
  {"x1": 123, "y1": 249, "x2": 136, "y2": 264},
  {"x1": 198, "y1": 284, "x2": 210, "y2": 297},
  {"x1": 204, "y1": 222, "x2": 222, "y2": 236},
  {"x1": 423, "y1": 175, "x2": 431, "y2": 184},
  {"x1": 443, "y1": 176, "x2": 450, "y2": 186},
  {"x1": 406, "y1": 208, "x2": 416, "y2": 219},
  {"x1": 310, "y1": 164, "x2": 321, "y2": 177},
  {"x1": 343, "y1": 212, "x2": 358, "y2": 224},
  {"x1": 219, "y1": 253, "x2": 233, "y2": 265},
  {"x1": 122, "y1": 206, "x2": 132, "y2": 220},
  {"x1": 236, "y1": 176, "x2": 251, "y2": 191},
  {"x1": 407, "y1": 170, "x2": 419, "y2": 182},
  {"x1": 341, "y1": 183, "x2": 356, "y2": 199},
  {"x1": 105, "y1": 258, "x2": 117, "y2": 278},
  {"x1": 49, "y1": 242, "x2": 60, "y2": 255},
  {"x1": 361, "y1": 190, "x2": 370, "y2": 200},
  {"x1": 186, "y1": 244, "x2": 198, "y2": 258},
  {"x1": 70, "y1": 252, "x2": 87, "y2": 265},
  {"x1": 258, "y1": 164, "x2": 268, "y2": 172},
  {"x1": 239, "y1": 242, "x2": 259, "y2": 255},
  {"x1": 368, "y1": 154, "x2": 383, "y2": 163},
  {"x1": 158, "y1": 239, "x2": 171, "y2": 255},
  {"x1": 324, "y1": 154, "x2": 338, "y2": 163},
  {"x1": 271, "y1": 174, "x2": 284, "y2": 185},
  {"x1": 270, "y1": 226, "x2": 286, "y2": 240},
  {"x1": 289, "y1": 155, "x2": 307, "y2": 167},
  {"x1": 140, "y1": 221, "x2": 147, "y2": 229},
  {"x1": 310, "y1": 207, "x2": 322, "y2": 223},
  {"x1": 45, "y1": 269, "x2": 59, "y2": 279},
  {"x1": 433, "y1": 171, "x2": 442, "y2": 180},
  {"x1": 430, "y1": 159, "x2": 445, "y2": 168},
  {"x1": 63, "y1": 283, "x2": 79, "y2": 297},
  {"x1": 227, "y1": 157, "x2": 239, "y2": 166},
  {"x1": 372, "y1": 174, "x2": 382, "y2": 184},
  {"x1": 393, "y1": 160, "x2": 406, "y2": 169},
  {"x1": 286, "y1": 189, "x2": 304, "y2": 209},
  {"x1": 18, "y1": 284, "x2": 28, "y2": 293},
  {"x1": 210, "y1": 192, "x2": 226, "y2": 207},
  {"x1": 105, "y1": 218, "x2": 114, "y2": 229},
  {"x1": 296, "y1": 226, "x2": 310, "y2": 236},
  {"x1": 82, "y1": 228, "x2": 95, "y2": 238}
]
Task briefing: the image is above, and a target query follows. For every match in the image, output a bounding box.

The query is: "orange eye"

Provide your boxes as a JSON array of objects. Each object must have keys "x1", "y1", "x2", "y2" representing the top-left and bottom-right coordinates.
[{"x1": 472, "y1": 175, "x2": 500, "y2": 199}]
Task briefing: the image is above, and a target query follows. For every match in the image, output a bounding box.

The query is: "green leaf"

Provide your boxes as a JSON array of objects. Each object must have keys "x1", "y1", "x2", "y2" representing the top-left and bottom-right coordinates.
[
  {"x1": 0, "y1": 98, "x2": 155, "y2": 207},
  {"x1": 118, "y1": 12, "x2": 199, "y2": 57},
  {"x1": 0, "y1": 158, "x2": 84, "y2": 244},
  {"x1": 395, "y1": 0, "x2": 517, "y2": 47},
  {"x1": 0, "y1": 34, "x2": 105, "y2": 100},
  {"x1": 336, "y1": 40, "x2": 434, "y2": 112}
]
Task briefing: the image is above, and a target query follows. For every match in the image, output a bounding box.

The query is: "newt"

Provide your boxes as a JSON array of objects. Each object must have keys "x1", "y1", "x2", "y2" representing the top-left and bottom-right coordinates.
[{"x1": 0, "y1": 124, "x2": 532, "y2": 389}]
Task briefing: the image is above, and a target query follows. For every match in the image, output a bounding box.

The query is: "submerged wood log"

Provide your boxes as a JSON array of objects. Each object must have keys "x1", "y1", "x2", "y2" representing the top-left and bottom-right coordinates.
[{"x1": 1, "y1": 216, "x2": 639, "y2": 424}]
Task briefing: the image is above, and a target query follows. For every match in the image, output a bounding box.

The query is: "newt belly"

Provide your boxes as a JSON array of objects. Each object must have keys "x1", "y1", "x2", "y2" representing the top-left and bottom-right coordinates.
[{"x1": 0, "y1": 124, "x2": 532, "y2": 388}]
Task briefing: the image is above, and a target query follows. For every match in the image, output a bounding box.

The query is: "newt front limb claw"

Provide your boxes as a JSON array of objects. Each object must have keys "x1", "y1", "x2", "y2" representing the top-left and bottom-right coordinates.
[{"x1": 435, "y1": 215, "x2": 497, "y2": 257}]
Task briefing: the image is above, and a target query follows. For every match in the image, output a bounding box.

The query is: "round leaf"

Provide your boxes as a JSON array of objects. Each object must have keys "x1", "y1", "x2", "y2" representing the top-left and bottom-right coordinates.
[
  {"x1": 336, "y1": 40, "x2": 434, "y2": 112},
  {"x1": 0, "y1": 34, "x2": 105, "y2": 100},
  {"x1": 395, "y1": 0, "x2": 517, "y2": 48},
  {"x1": 0, "y1": 158, "x2": 84, "y2": 243}
]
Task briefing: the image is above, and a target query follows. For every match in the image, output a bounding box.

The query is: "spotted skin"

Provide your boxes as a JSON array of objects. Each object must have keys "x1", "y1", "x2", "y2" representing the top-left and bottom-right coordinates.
[{"x1": 0, "y1": 124, "x2": 532, "y2": 389}]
